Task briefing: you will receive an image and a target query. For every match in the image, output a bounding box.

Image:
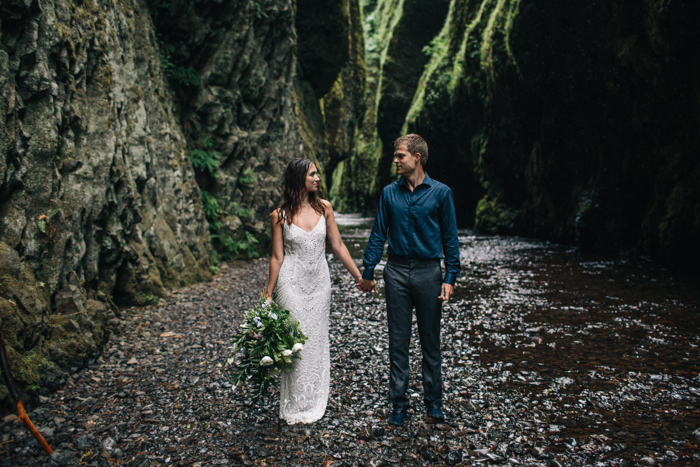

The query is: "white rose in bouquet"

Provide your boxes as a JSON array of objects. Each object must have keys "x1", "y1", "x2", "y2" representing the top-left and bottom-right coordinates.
[
  {"x1": 260, "y1": 356, "x2": 274, "y2": 366},
  {"x1": 283, "y1": 349, "x2": 293, "y2": 357},
  {"x1": 293, "y1": 343, "x2": 304, "y2": 353}
]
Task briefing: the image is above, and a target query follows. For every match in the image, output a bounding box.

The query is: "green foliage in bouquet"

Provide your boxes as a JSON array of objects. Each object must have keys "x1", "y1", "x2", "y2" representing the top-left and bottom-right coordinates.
[{"x1": 229, "y1": 293, "x2": 307, "y2": 402}]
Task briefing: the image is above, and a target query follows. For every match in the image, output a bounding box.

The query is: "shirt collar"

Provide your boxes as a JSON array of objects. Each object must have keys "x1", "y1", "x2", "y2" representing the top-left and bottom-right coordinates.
[{"x1": 399, "y1": 172, "x2": 433, "y2": 190}]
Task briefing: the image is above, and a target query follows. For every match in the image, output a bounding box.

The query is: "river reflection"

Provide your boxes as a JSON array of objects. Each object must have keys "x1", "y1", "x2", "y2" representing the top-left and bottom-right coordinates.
[{"x1": 335, "y1": 213, "x2": 700, "y2": 464}]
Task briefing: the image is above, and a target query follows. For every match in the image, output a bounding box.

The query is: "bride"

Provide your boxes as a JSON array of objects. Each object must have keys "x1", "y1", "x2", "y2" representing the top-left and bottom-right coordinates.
[{"x1": 265, "y1": 158, "x2": 365, "y2": 424}]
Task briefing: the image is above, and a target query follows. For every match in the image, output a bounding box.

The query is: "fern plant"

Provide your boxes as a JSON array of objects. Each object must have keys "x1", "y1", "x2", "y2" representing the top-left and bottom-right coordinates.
[
  {"x1": 192, "y1": 136, "x2": 263, "y2": 261},
  {"x1": 201, "y1": 191, "x2": 221, "y2": 221},
  {"x1": 160, "y1": 41, "x2": 201, "y2": 86},
  {"x1": 190, "y1": 137, "x2": 221, "y2": 176},
  {"x1": 238, "y1": 168, "x2": 256, "y2": 185}
]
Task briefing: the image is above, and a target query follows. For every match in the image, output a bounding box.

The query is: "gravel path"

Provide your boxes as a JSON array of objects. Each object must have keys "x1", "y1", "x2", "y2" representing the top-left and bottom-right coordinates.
[{"x1": 1, "y1": 256, "x2": 694, "y2": 466}]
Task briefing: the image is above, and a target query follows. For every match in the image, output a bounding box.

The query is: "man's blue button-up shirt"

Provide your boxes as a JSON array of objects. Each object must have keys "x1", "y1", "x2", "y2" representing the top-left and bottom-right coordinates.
[{"x1": 362, "y1": 173, "x2": 461, "y2": 285}]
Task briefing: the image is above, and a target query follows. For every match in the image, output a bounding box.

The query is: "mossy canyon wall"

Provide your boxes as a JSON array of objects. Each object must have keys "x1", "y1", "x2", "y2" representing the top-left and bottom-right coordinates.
[
  {"x1": 0, "y1": 0, "x2": 365, "y2": 404},
  {"x1": 1, "y1": 0, "x2": 699, "y2": 403},
  {"x1": 399, "y1": 0, "x2": 700, "y2": 264}
]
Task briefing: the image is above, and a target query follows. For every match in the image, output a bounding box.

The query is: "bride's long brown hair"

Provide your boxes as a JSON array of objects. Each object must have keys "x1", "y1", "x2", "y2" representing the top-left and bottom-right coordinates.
[{"x1": 278, "y1": 158, "x2": 325, "y2": 224}]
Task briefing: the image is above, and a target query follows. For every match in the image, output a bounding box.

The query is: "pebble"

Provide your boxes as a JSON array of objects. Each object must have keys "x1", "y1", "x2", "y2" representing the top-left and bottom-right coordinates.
[
  {"x1": 3, "y1": 415, "x2": 17, "y2": 424},
  {"x1": 419, "y1": 446, "x2": 438, "y2": 462},
  {"x1": 445, "y1": 449, "x2": 463, "y2": 465}
]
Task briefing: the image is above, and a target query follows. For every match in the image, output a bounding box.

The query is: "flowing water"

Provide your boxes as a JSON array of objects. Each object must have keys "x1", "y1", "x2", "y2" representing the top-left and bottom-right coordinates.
[{"x1": 336, "y1": 213, "x2": 700, "y2": 464}]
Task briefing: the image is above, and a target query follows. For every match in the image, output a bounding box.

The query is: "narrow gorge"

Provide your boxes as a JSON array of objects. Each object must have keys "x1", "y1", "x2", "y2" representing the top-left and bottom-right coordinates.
[{"x1": 1, "y1": 0, "x2": 698, "y2": 406}]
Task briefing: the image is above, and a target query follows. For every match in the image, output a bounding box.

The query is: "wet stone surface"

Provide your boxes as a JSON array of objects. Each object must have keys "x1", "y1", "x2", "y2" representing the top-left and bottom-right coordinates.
[{"x1": 2, "y1": 217, "x2": 700, "y2": 466}]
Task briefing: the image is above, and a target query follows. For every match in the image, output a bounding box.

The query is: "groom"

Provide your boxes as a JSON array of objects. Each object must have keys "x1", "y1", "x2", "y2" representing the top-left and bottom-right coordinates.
[{"x1": 359, "y1": 134, "x2": 460, "y2": 426}]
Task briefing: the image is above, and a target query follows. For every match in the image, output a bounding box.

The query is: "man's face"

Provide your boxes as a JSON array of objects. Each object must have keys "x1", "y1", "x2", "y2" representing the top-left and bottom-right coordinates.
[{"x1": 393, "y1": 145, "x2": 421, "y2": 176}]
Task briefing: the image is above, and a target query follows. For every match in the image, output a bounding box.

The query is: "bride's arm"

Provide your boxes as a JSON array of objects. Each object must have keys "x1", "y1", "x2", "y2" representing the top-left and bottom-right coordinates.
[
  {"x1": 323, "y1": 200, "x2": 362, "y2": 283},
  {"x1": 266, "y1": 209, "x2": 285, "y2": 301}
]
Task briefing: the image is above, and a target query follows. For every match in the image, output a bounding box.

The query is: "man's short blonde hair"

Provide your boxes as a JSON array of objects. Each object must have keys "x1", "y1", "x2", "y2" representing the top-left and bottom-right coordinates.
[{"x1": 394, "y1": 134, "x2": 429, "y2": 166}]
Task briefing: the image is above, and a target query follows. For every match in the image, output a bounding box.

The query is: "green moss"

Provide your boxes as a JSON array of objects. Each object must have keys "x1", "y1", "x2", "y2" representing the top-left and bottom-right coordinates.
[
  {"x1": 9, "y1": 348, "x2": 48, "y2": 392},
  {"x1": 0, "y1": 346, "x2": 48, "y2": 402},
  {"x1": 0, "y1": 299, "x2": 48, "y2": 405},
  {"x1": 114, "y1": 240, "x2": 165, "y2": 306},
  {"x1": 329, "y1": 159, "x2": 348, "y2": 211},
  {"x1": 479, "y1": 0, "x2": 521, "y2": 90},
  {"x1": 475, "y1": 195, "x2": 516, "y2": 234}
]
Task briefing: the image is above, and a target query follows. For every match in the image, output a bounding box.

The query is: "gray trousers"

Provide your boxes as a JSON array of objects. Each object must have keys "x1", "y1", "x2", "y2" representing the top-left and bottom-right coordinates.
[{"x1": 383, "y1": 257, "x2": 443, "y2": 411}]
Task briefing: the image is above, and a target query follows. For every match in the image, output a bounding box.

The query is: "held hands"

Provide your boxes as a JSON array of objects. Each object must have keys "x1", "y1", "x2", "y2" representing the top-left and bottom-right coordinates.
[
  {"x1": 438, "y1": 283, "x2": 454, "y2": 302},
  {"x1": 356, "y1": 278, "x2": 377, "y2": 293}
]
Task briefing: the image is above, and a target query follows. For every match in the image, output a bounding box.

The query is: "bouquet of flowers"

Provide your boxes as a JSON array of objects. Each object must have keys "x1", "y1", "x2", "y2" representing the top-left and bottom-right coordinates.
[{"x1": 229, "y1": 292, "x2": 307, "y2": 402}]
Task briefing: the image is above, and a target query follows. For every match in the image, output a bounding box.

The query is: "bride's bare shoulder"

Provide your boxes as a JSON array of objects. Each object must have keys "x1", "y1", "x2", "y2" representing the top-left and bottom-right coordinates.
[{"x1": 271, "y1": 208, "x2": 284, "y2": 223}]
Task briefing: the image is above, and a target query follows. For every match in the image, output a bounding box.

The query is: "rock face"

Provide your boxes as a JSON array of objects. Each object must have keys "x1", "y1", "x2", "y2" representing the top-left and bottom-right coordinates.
[
  {"x1": 149, "y1": 0, "x2": 366, "y2": 252},
  {"x1": 147, "y1": 0, "x2": 302, "y2": 258},
  {"x1": 1, "y1": 0, "x2": 213, "y2": 303},
  {"x1": 296, "y1": 0, "x2": 367, "y2": 211},
  {"x1": 0, "y1": 0, "x2": 366, "y2": 405},
  {"x1": 330, "y1": 0, "x2": 452, "y2": 213},
  {"x1": 0, "y1": 0, "x2": 213, "y2": 404},
  {"x1": 397, "y1": 0, "x2": 700, "y2": 265}
]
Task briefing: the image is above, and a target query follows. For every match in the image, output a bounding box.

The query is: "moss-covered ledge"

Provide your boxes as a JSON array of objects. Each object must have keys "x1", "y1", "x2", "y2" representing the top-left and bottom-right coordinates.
[{"x1": 0, "y1": 243, "x2": 111, "y2": 409}]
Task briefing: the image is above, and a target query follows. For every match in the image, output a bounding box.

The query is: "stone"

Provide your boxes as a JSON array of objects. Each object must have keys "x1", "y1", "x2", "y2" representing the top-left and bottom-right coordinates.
[
  {"x1": 445, "y1": 449, "x2": 463, "y2": 465},
  {"x1": 419, "y1": 447, "x2": 438, "y2": 462}
]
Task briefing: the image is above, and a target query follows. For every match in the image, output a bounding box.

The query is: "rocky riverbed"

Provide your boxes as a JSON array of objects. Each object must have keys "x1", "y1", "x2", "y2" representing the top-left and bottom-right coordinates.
[{"x1": 2, "y1": 228, "x2": 700, "y2": 466}]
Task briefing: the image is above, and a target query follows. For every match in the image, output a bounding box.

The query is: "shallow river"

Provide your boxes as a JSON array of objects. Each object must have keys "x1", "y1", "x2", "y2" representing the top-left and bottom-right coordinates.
[{"x1": 336, "y1": 213, "x2": 700, "y2": 465}]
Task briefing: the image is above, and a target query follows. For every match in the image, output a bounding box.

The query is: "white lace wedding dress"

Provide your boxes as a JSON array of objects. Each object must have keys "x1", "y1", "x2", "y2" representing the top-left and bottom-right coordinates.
[{"x1": 274, "y1": 215, "x2": 331, "y2": 424}]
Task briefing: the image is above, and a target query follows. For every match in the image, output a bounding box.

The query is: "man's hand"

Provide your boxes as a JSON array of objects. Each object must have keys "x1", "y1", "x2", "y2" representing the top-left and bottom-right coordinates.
[
  {"x1": 438, "y1": 283, "x2": 454, "y2": 301},
  {"x1": 356, "y1": 278, "x2": 377, "y2": 293}
]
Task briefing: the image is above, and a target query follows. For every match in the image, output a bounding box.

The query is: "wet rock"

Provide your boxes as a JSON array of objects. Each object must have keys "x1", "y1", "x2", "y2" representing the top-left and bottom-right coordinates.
[
  {"x1": 507, "y1": 441, "x2": 523, "y2": 455},
  {"x1": 639, "y1": 457, "x2": 657, "y2": 466},
  {"x1": 3, "y1": 414, "x2": 18, "y2": 423},
  {"x1": 419, "y1": 446, "x2": 438, "y2": 462},
  {"x1": 444, "y1": 449, "x2": 463, "y2": 465},
  {"x1": 531, "y1": 446, "x2": 553, "y2": 460},
  {"x1": 358, "y1": 425, "x2": 374, "y2": 440},
  {"x1": 101, "y1": 436, "x2": 116, "y2": 449},
  {"x1": 485, "y1": 452, "x2": 507, "y2": 464},
  {"x1": 233, "y1": 452, "x2": 253, "y2": 466},
  {"x1": 76, "y1": 434, "x2": 91, "y2": 449},
  {"x1": 129, "y1": 455, "x2": 151, "y2": 467},
  {"x1": 37, "y1": 426, "x2": 54, "y2": 440},
  {"x1": 465, "y1": 401, "x2": 481, "y2": 412}
]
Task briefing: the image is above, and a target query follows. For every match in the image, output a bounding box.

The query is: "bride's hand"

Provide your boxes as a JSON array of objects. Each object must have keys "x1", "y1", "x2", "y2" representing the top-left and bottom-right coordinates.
[{"x1": 356, "y1": 278, "x2": 377, "y2": 293}]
